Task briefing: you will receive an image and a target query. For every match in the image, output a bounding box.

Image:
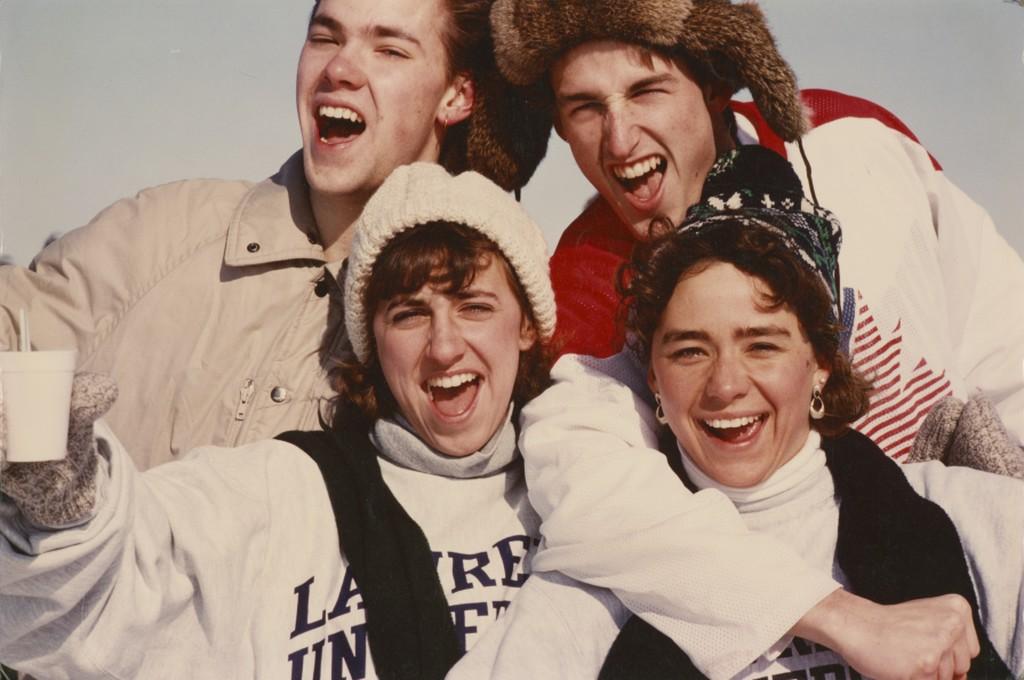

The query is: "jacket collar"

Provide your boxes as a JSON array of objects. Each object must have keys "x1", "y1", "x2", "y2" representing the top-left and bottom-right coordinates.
[{"x1": 224, "y1": 151, "x2": 327, "y2": 268}]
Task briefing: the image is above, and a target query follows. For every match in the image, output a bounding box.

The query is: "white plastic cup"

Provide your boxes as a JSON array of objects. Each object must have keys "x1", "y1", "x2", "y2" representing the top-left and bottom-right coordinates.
[{"x1": 0, "y1": 350, "x2": 78, "y2": 462}]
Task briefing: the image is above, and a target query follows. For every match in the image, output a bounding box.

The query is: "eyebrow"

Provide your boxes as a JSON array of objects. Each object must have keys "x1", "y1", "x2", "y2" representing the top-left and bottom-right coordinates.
[
  {"x1": 556, "y1": 74, "x2": 675, "y2": 106},
  {"x1": 659, "y1": 325, "x2": 792, "y2": 344},
  {"x1": 628, "y1": 74, "x2": 675, "y2": 93},
  {"x1": 659, "y1": 329, "x2": 710, "y2": 344},
  {"x1": 737, "y1": 325, "x2": 792, "y2": 339},
  {"x1": 556, "y1": 90, "x2": 599, "y2": 106},
  {"x1": 309, "y1": 14, "x2": 422, "y2": 48},
  {"x1": 382, "y1": 288, "x2": 499, "y2": 313},
  {"x1": 308, "y1": 14, "x2": 341, "y2": 33},
  {"x1": 452, "y1": 288, "x2": 499, "y2": 302},
  {"x1": 371, "y1": 25, "x2": 422, "y2": 47},
  {"x1": 383, "y1": 295, "x2": 423, "y2": 314}
]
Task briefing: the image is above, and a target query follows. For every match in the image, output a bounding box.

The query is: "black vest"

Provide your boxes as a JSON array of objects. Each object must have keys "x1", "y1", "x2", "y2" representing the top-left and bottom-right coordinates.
[
  {"x1": 598, "y1": 429, "x2": 1011, "y2": 679},
  {"x1": 277, "y1": 428, "x2": 462, "y2": 680}
]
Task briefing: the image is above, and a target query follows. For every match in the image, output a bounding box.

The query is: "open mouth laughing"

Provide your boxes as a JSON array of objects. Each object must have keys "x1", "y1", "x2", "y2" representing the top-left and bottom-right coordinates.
[
  {"x1": 426, "y1": 372, "x2": 480, "y2": 418},
  {"x1": 699, "y1": 414, "x2": 766, "y2": 444},
  {"x1": 317, "y1": 105, "x2": 366, "y2": 143},
  {"x1": 611, "y1": 154, "x2": 666, "y2": 203}
]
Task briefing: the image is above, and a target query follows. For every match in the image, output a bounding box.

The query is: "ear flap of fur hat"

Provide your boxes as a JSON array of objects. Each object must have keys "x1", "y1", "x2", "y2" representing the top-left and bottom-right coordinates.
[
  {"x1": 490, "y1": 0, "x2": 808, "y2": 141},
  {"x1": 440, "y1": 29, "x2": 552, "y2": 191},
  {"x1": 464, "y1": 74, "x2": 553, "y2": 192}
]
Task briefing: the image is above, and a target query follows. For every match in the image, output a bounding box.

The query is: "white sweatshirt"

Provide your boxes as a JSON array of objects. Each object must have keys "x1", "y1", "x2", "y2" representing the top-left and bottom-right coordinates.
[
  {"x1": 0, "y1": 420, "x2": 540, "y2": 679},
  {"x1": 451, "y1": 433, "x2": 1024, "y2": 679}
]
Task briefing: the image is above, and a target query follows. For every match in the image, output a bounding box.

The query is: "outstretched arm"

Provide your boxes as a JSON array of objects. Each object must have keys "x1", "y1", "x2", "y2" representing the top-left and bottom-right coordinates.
[
  {"x1": 519, "y1": 352, "x2": 838, "y2": 678},
  {"x1": 0, "y1": 376, "x2": 289, "y2": 678}
]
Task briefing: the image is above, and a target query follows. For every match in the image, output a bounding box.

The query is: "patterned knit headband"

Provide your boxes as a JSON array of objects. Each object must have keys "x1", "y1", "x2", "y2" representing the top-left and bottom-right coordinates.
[{"x1": 683, "y1": 146, "x2": 843, "y2": 322}]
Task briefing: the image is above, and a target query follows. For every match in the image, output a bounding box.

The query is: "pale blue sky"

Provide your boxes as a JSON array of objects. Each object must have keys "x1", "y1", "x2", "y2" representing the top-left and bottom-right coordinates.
[{"x1": 2, "y1": 0, "x2": 1022, "y2": 265}]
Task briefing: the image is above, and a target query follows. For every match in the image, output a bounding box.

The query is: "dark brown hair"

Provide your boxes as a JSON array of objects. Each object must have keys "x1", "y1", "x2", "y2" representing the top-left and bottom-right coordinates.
[
  {"x1": 620, "y1": 220, "x2": 870, "y2": 437},
  {"x1": 434, "y1": 0, "x2": 493, "y2": 175},
  {"x1": 330, "y1": 221, "x2": 553, "y2": 430}
]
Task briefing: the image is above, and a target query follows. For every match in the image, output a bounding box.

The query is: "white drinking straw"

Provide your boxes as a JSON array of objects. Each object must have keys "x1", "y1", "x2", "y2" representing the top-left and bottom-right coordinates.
[{"x1": 18, "y1": 309, "x2": 30, "y2": 352}]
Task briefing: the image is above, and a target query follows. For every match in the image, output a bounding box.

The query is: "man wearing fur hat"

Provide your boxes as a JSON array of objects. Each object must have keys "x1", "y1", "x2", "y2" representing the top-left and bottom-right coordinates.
[
  {"x1": 0, "y1": 0, "x2": 548, "y2": 471},
  {"x1": 485, "y1": 0, "x2": 1024, "y2": 677}
]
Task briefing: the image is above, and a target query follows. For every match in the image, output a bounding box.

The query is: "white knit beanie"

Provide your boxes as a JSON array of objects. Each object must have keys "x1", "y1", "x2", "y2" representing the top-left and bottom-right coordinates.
[{"x1": 344, "y1": 162, "x2": 556, "y2": 363}]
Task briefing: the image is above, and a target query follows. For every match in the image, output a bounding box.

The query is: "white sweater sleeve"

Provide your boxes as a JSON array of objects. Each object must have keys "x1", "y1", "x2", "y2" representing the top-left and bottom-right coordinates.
[
  {"x1": 518, "y1": 353, "x2": 839, "y2": 679},
  {"x1": 900, "y1": 132, "x2": 1024, "y2": 445},
  {"x1": 902, "y1": 461, "x2": 1024, "y2": 677},
  {"x1": 0, "y1": 420, "x2": 292, "y2": 679},
  {"x1": 447, "y1": 571, "x2": 630, "y2": 680}
]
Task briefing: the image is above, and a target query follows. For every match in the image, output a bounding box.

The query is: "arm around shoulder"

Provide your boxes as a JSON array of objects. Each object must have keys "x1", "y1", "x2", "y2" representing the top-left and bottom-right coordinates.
[{"x1": 519, "y1": 352, "x2": 840, "y2": 678}]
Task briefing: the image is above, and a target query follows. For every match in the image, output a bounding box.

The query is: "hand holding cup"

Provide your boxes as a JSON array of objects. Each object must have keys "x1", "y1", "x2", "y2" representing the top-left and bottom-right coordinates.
[{"x1": 1, "y1": 372, "x2": 118, "y2": 528}]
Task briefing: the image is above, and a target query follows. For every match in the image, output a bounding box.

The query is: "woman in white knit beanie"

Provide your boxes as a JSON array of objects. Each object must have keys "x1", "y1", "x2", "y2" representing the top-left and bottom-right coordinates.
[{"x1": 0, "y1": 163, "x2": 557, "y2": 679}]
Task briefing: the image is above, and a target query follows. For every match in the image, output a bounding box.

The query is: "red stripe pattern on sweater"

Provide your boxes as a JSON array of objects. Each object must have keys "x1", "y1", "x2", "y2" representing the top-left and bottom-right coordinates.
[{"x1": 849, "y1": 293, "x2": 952, "y2": 459}]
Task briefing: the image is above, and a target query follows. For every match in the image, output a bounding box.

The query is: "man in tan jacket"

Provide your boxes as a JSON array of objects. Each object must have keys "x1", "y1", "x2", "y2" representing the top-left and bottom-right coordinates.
[{"x1": 0, "y1": 0, "x2": 547, "y2": 469}]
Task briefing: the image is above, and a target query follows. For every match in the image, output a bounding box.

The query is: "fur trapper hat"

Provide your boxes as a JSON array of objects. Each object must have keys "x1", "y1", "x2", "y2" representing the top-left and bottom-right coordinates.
[
  {"x1": 345, "y1": 163, "x2": 556, "y2": 363},
  {"x1": 490, "y1": 0, "x2": 809, "y2": 141}
]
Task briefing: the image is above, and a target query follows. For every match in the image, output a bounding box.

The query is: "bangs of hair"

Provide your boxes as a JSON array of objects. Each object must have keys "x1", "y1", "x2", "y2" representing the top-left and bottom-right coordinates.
[{"x1": 364, "y1": 221, "x2": 496, "y2": 310}]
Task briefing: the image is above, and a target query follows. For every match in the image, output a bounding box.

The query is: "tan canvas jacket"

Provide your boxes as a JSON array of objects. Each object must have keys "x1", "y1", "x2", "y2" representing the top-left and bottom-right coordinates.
[{"x1": 0, "y1": 152, "x2": 348, "y2": 469}]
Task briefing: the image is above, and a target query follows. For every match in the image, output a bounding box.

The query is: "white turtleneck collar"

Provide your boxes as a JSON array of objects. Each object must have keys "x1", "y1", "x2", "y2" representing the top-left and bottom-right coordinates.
[{"x1": 678, "y1": 430, "x2": 827, "y2": 510}]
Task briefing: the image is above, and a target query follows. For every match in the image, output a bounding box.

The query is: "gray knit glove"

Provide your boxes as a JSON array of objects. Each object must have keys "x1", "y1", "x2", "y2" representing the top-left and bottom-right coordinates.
[
  {"x1": 0, "y1": 372, "x2": 118, "y2": 528},
  {"x1": 907, "y1": 393, "x2": 1024, "y2": 480}
]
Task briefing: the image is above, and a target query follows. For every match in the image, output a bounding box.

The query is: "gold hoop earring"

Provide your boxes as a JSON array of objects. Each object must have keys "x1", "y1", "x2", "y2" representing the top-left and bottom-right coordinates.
[{"x1": 810, "y1": 385, "x2": 825, "y2": 420}]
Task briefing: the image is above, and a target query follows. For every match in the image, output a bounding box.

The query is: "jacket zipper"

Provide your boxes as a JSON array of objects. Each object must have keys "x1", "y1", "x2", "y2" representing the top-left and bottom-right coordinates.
[{"x1": 235, "y1": 378, "x2": 256, "y2": 421}]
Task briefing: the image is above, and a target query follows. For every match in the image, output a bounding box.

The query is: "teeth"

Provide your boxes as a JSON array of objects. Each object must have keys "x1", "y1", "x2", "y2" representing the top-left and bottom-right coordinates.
[
  {"x1": 703, "y1": 415, "x2": 762, "y2": 430},
  {"x1": 318, "y1": 105, "x2": 364, "y2": 124},
  {"x1": 427, "y1": 373, "x2": 477, "y2": 390},
  {"x1": 613, "y1": 156, "x2": 662, "y2": 180}
]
